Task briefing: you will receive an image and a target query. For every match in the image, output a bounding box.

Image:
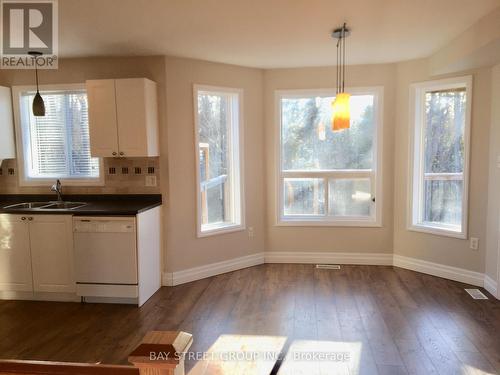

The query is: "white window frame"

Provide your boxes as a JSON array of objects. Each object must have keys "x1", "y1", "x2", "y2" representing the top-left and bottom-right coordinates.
[
  {"x1": 193, "y1": 84, "x2": 245, "y2": 237},
  {"x1": 408, "y1": 76, "x2": 472, "y2": 239},
  {"x1": 12, "y1": 83, "x2": 104, "y2": 187},
  {"x1": 275, "y1": 87, "x2": 384, "y2": 227}
]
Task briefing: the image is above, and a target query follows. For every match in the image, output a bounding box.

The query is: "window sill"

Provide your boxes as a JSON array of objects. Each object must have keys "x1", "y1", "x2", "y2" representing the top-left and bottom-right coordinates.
[
  {"x1": 408, "y1": 224, "x2": 466, "y2": 239},
  {"x1": 198, "y1": 223, "x2": 245, "y2": 238},
  {"x1": 276, "y1": 217, "x2": 381, "y2": 228}
]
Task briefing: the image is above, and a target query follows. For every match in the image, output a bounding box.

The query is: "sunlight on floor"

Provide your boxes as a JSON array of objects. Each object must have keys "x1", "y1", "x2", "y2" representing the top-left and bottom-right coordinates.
[
  {"x1": 278, "y1": 339, "x2": 362, "y2": 375},
  {"x1": 461, "y1": 364, "x2": 496, "y2": 375},
  {"x1": 187, "y1": 335, "x2": 363, "y2": 375},
  {"x1": 188, "y1": 334, "x2": 286, "y2": 375}
]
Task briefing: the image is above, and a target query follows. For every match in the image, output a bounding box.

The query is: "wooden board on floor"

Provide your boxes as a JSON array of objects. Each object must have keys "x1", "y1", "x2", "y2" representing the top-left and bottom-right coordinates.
[{"x1": 0, "y1": 264, "x2": 499, "y2": 375}]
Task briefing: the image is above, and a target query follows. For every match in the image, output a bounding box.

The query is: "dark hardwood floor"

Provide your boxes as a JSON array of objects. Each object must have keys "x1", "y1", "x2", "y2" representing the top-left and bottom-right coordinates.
[{"x1": 0, "y1": 264, "x2": 499, "y2": 374}]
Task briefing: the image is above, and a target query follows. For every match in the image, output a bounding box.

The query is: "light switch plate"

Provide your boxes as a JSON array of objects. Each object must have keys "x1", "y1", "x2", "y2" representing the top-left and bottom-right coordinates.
[
  {"x1": 470, "y1": 237, "x2": 479, "y2": 250},
  {"x1": 145, "y1": 175, "x2": 157, "y2": 187}
]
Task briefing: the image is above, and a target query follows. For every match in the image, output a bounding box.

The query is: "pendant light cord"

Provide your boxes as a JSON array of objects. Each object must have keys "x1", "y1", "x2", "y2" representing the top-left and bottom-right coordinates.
[
  {"x1": 334, "y1": 23, "x2": 348, "y2": 95},
  {"x1": 34, "y1": 57, "x2": 40, "y2": 93},
  {"x1": 342, "y1": 23, "x2": 346, "y2": 93},
  {"x1": 336, "y1": 37, "x2": 340, "y2": 94}
]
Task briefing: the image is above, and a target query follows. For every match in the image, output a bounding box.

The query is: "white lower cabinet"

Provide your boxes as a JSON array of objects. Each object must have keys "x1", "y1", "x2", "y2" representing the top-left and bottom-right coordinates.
[
  {"x1": 0, "y1": 214, "x2": 75, "y2": 298},
  {"x1": 0, "y1": 209, "x2": 160, "y2": 305},
  {"x1": 0, "y1": 215, "x2": 33, "y2": 292},
  {"x1": 29, "y1": 215, "x2": 75, "y2": 293}
]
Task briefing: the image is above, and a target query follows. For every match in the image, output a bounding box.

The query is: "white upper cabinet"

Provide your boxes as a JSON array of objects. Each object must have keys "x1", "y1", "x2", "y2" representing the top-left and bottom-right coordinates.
[
  {"x1": 86, "y1": 79, "x2": 119, "y2": 157},
  {"x1": 86, "y1": 78, "x2": 159, "y2": 158},
  {"x1": 115, "y1": 79, "x2": 159, "y2": 157},
  {"x1": 0, "y1": 86, "x2": 15, "y2": 163}
]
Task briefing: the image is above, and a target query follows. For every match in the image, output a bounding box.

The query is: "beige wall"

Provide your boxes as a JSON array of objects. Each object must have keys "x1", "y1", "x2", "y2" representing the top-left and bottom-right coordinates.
[
  {"x1": 0, "y1": 54, "x2": 497, "y2": 277},
  {"x1": 0, "y1": 56, "x2": 166, "y2": 195},
  {"x1": 263, "y1": 64, "x2": 396, "y2": 254},
  {"x1": 164, "y1": 57, "x2": 266, "y2": 272},
  {"x1": 429, "y1": 7, "x2": 500, "y2": 75},
  {"x1": 393, "y1": 59, "x2": 492, "y2": 272},
  {"x1": 485, "y1": 64, "x2": 500, "y2": 281},
  {"x1": 0, "y1": 55, "x2": 267, "y2": 275}
]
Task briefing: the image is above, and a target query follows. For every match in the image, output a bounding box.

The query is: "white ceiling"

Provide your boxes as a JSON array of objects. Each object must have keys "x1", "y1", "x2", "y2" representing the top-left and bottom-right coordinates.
[{"x1": 59, "y1": 0, "x2": 500, "y2": 68}]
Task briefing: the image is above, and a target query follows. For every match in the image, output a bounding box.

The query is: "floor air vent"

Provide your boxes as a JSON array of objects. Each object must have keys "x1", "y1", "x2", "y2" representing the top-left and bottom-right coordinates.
[
  {"x1": 316, "y1": 264, "x2": 341, "y2": 270},
  {"x1": 465, "y1": 289, "x2": 488, "y2": 300}
]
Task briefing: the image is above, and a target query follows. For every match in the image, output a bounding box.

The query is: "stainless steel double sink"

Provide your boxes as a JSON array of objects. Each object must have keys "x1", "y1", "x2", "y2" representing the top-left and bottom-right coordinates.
[{"x1": 3, "y1": 201, "x2": 87, "y2": 210}]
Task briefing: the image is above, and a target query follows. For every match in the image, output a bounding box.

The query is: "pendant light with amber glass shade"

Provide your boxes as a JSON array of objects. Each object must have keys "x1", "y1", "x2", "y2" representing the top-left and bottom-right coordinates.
[{"x1": 331, "y1": 24, "x2": 350, "y2": 131}]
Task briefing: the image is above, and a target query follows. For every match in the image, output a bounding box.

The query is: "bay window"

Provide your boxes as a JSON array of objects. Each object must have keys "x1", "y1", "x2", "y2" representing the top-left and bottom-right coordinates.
[
  {"x1": 194, "y1": 85, "x2": 244, "y2": 237},
  {"x1": 277, "y1": 88, "x2": 383, "y2": 226},
  {"x1": 409, "y1": 76, "x2": 472, "y2": 238}
]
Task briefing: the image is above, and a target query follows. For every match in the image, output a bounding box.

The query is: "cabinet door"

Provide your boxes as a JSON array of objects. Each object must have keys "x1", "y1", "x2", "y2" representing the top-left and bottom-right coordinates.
[
  {"x1": 0, "y1": 215, "x2": 32, "y2": 292},
  {"x1": 115, "y1": 78, "x2": 159, "y2": 157},
  {"x1": 29, "y1": 215, "x2": 75, "y2": 293},
  {"x1": 0, "y1": 86, "x2": 15, "y2": 160},
  {"x1": 86, "y1": 79, "x2": 119, "y2": 157}
]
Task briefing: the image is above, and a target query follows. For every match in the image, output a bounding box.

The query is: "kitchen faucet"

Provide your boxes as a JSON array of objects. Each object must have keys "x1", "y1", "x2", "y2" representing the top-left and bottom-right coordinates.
[{"x1": 51, "y1": 179, "x2": 63, "y2": 202}]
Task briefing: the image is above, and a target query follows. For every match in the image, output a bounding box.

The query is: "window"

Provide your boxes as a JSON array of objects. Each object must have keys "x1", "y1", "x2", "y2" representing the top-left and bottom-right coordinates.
[
  {"x1": 194, "y1": 85, "x2": 244, "y2": 237},
  {"x1": 277, "y1": 88, "x2": 383, "y2": 226},
  {"x1": 13, "y1": 84, "x2": 102, "y2": 185},
  {"x1": 409, "y1": 76, "x2": 472, "y2": 238}
]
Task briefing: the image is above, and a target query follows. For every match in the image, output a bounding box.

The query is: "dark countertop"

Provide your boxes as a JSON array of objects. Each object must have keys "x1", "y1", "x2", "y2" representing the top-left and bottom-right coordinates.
[{"x1": 0, "y1": 194, "x2": 162, "y2": 216}]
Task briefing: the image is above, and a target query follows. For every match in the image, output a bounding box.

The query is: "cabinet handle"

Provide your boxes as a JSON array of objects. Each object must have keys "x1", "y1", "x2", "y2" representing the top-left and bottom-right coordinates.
[
  {"x1": 28, "y1": 217, "x2": 33, "y2": 221},
  {"x1": 21, "y1": 217, "x2": 26, "y2": 221},
  {"x1": 112, "y1": 151, "x2": 117, "y2": 156},
  {"x1": 119, "y1": 152, "x2": 124, "y2": 156}
]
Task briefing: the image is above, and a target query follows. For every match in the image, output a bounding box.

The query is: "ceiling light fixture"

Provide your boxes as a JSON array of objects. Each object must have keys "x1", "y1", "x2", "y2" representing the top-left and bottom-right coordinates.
[
  {"x1": 331, "y1": 23, "x2": 350, "y2": 131},
  {"x1": 28, "y1": 51, "x2": 45, "y2": 117}
]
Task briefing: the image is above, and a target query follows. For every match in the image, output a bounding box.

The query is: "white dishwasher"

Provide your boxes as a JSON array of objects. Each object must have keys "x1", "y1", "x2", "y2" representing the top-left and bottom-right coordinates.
[{"x1": 73, "y1": 217, "x2": 138, "y2": 299}]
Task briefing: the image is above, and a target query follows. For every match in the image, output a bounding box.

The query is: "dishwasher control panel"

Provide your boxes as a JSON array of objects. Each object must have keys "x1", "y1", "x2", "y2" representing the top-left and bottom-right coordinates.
[{"x1": 73, "y1": 218, "x2": 135, "y2": 233}]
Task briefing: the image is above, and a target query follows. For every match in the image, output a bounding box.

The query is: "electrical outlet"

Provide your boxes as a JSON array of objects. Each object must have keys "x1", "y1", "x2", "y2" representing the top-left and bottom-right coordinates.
[
  {"x1": 248, "y1": 227, "x2": 254, "y2": 238},
  {"x1": 470, "y1": 237, "x2": 479, "y2": 250},
  {"x1": 145, "y1": 175, "x2": 157, "y2": 187}
]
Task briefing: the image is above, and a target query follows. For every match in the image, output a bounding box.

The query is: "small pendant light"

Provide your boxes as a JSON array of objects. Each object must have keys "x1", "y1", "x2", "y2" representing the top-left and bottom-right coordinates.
[
  {"x1": 331, "y1": 23, "x2": 350, "y2": 131},
  {"x1": 28, "y1": 51, "x2": 45, "y2": 117}
]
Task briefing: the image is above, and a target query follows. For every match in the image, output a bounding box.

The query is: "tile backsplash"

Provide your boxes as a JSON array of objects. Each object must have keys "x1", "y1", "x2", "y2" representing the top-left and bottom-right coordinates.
[{"x1": 0, "y1": 157, "x2": 161, "y2": 195}]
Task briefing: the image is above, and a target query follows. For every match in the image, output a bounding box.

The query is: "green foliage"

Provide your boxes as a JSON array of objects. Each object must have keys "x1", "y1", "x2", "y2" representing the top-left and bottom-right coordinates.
[
  {"x1": 198, "y1": 93, "x2": 228, "y2": 180},
  {"x1": 282, "y1": 95, "x2": 374, "y2": 171},
  {"x1": 424, "y1": 91, "x2": 465, "y2": 174}
]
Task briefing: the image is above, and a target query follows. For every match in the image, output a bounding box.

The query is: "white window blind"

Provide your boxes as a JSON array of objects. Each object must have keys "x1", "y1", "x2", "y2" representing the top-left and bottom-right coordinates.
[{"x1": 18, "y1": 89, "x2": 100, "y2": 181}]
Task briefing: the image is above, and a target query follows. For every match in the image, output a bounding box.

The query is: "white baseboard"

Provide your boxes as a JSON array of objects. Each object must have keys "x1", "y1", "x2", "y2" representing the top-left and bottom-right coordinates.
[
  {"x1": 393, "y1": 254, "x2": 484, "y2": 287},
  {"x1": 163, "y1": 251, "x2": 391, "y2": 286},
  {"x1": 0, "y1": 291, "x2": 80, "y2": 302},
  {"x1": 163, "y1": 252, "x2": 265, "y2": 286},
  {"x1": 264, "y1": 251, "x2": 393, "y2": 265},
  {"x1": 484, "y1": 274, "x2": 498, "y2": 298},
  {"x1": 161, "y1": 272, "x2": 174, "y2": 287},
  {"x1": 162, "y1": 251, "x2": 495, "y2": 294}
]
